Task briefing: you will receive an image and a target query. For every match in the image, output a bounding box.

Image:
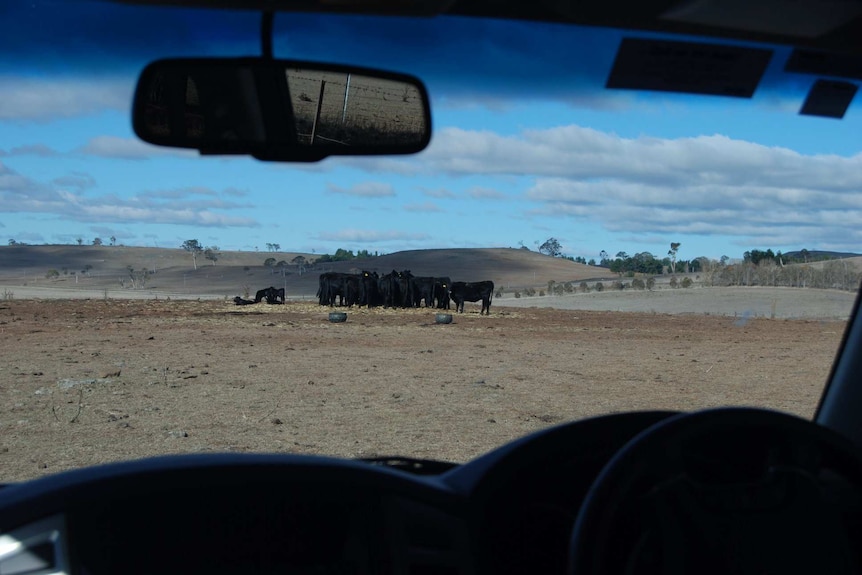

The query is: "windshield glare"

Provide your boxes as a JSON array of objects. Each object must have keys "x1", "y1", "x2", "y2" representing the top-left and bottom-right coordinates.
[{"x1": 0, "y1": 1, "x2": 860, "y2": 481}]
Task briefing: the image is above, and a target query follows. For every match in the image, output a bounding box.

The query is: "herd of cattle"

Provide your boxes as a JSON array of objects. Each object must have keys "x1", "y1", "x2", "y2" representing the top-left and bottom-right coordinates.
[
  {"x1": 317, "y1": 270, "x2": 494, "y2": 314},
  {"x1": 234, "y1": 271, "x2": 495, "y2": 314},
  {"x1": 233, "y1": 286, "x2": 285, "y2": 306}
]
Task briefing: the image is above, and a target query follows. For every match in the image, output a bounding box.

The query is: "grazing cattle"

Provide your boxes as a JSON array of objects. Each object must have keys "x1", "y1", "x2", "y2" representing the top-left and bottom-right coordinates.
[
  {"x1": 358, "y1": 270, "x2": 380, "y2": 307},
  {"x1": 255, "y1": 287, "x2": 273, "y2": 303},
  {"x1": 272, "y1": 287, "x2": 285, "y2": 303},
  {"x1": 255, "y1": 286, "x2": 283, "y2": 304},
  {"x1": 434, "y1": 276, "x2": 451, "y2": 309},
  {"x1": 448, "y1": 280, "x2": 494, "y2": 315},
  {"x1": 233, "y1": 296, "x2": 255, "y2": 305},
  {"x1": 410, "y1": 276, "x2": 437, "y2": 308},
  {"x1": 317, "y1": 272, "x2": 360, "y2": 306},
  {"x1": 378, "y1": 270, "x2": 397, "y2": 308},
  {"x1": 396, "y1": 269, "x2": 414, "y2": 308},
  {"x1": 377, "y1": 269, "x2": 412, "y2": 308}
]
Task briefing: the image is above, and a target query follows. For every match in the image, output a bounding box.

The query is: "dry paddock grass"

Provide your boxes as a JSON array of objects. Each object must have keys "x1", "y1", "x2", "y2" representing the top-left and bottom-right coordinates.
[{"x1": 0, "y1": 298, "x2": 846, "y2": 482}]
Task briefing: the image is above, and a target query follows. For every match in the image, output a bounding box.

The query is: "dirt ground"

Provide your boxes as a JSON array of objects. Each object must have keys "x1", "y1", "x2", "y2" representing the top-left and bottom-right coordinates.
[{"x1": 0, "y1": 298, "x2": 846, "y2": 482}]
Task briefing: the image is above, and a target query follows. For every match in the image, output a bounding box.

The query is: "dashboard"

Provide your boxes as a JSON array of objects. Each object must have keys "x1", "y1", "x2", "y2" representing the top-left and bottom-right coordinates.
[{"x1": 2, "y1": 409, "x2": 862, "y2": 575}]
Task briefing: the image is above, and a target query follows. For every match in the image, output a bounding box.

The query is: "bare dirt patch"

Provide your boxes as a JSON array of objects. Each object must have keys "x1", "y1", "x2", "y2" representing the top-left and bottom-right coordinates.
[{"x1": 0, "y1": 299, "x2": 845, "y2": 482}]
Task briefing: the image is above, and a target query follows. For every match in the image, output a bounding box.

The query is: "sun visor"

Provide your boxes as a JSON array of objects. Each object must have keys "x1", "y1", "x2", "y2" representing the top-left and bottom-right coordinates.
[
  {"x1": 606, "y1": 38, "x2": 772, "y2": 98},
  {"x1": 799, "y1": 79, "x2": 858, "y2": 119}
]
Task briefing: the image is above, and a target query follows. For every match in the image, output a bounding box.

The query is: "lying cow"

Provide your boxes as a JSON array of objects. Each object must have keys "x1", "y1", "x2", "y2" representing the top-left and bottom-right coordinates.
[
  {"x1": 448, "y1": 280, "x2": 494, "y2": 315},
  {"x1": 233, "y1": 296, "x2": 255, "y2": 306}
]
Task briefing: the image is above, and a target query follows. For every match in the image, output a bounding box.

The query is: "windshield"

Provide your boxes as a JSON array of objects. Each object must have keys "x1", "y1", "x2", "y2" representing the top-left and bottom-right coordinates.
[{"x1": 1, "y1": 1, "x2": 859, "y2": 481}]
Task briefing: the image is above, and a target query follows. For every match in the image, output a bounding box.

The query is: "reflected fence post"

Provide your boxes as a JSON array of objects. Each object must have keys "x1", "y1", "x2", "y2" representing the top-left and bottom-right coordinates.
[
  {"x1": 310, "y1": 79, "x2": 326, "y2": 145},
  {"x1": 342, "y1": 73, "x2": 351, "y2": 124}
]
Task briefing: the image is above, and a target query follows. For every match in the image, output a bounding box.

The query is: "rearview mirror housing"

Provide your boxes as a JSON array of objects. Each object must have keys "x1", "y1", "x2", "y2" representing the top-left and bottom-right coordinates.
[{"x1": 132, "y1": 58, "x2": 432, "y2": 162}]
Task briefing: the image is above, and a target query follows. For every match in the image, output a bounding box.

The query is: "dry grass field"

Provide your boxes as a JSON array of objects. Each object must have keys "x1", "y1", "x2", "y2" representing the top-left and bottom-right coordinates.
[
  {"x1": 0, "y1": 297, "x2": 846, "y2": 482},
  {"x1": 0, "y1": 246, "x2": 855, "y2": 482}
]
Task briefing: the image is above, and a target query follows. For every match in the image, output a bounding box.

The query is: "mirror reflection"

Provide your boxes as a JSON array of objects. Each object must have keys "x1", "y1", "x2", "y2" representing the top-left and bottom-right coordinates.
[
  {"x1": 286, "y1": 69, "x2": 427, "y2": 147},
  {"x1": 134, "y1": 59, "x2": 431, "y2": 160}
]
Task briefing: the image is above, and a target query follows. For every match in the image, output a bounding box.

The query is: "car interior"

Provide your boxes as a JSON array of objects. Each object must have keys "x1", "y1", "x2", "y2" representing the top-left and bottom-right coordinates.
[{"x1": 2, "y1": 0, "x2": 862, "y2": 574}]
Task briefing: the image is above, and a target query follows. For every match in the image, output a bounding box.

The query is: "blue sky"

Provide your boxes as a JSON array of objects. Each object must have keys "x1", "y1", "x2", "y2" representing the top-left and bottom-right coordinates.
[{"x1": 1, "y1": 1, "x2": 861, "y2": 263}]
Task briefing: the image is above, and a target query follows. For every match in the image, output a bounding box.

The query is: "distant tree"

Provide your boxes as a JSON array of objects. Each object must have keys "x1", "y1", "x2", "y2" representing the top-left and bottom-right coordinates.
[
  {"x1": 599, "y1": 250, "x2": 609, "y2": 265},
  {"x1": 720, "y1": 255, "x2": 729, "y2": 266},
  {"x1": 263, "y1": 257, "x2": 277, "y2": 268},
  {"x1": 588, "y1": 258, "x2": 596, "y2": 266},
  {"x1": 800, "y1": 248, "x2": 810, "y2": 263},
  {"x1": 204, "y1": 246, "x2": 220, "y2": 266},
  {"x1": 76, "y1": 238, "x2": 83, "y2": 246},
  {"x1": 110, "y1": 235, "x2": 116, "y2": 246},
  {"x1": 81, "y1": 264, "x2": 93, "y2": 276},
  {"x1": 668, "y1": 242, "x2": 681, "y2": 275},
  {"x1": 92, "y1": 237, "x2": 102, "y2": 246},
  {"x1": 292, "y1": 255, "x2": 307, "y2": 275},
  {"x1": 126, "y1": 266, "x2": 149, "y2": 289},
  {"x1": 8, "y1": 239, "x2": 16, "y2": 246},
  {"x1": 539, "y1": 237, "x2": 563, "y2": 257},
  {"x1": 46, "y1": 269, "x2": 60, "y2": 279},
  {"x1": 181, "y1": 239, "x2": 203, "y2": 269}
]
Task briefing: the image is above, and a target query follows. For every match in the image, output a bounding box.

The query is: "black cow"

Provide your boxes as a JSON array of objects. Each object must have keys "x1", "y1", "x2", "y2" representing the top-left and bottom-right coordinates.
[
  {"x1": 233, "y1": 296, "x2": 255, "y2": 305},
  {"x1": 378, "y1": 270, "x2": 397, "y2": 308},
  {"x1": 317, "y1": 272, "x2": 361, "y2": 306},
  {"x1": 255, "y1": 286, "x2": 284, "y2": 304},
  {"x1": 396, "y1": 269, "x2": 414, "y2": 308},
  {"x1": 378, "y1": 269, "x2": 412, "y2": 308},
  {"x1": 359, "y1": 270, "x2": 380, "y2": 307},
  {"x1": 434, "y1": 276, "x2": 451, "y2": 309},
  {"x1": 254, "y1": 287, "x2": 273, "y2": 303},
  {"x1": 410, "y1": 276, "x2": 437, "y2": 308},
  {"x1": 317, "y1": 272, "x2": 347, "y2": 306},
  {"x1": 448, "y1": 280, "x2": 494, "y2": 315},
  {"x1": 271, "y1": 287, "x2": 285, "y2": 303}
]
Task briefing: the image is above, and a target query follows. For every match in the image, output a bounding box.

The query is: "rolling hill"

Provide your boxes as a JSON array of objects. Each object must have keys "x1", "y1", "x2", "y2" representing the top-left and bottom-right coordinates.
[{"x1": 0, "y1": 245, "x2": 613, "y2": 299}]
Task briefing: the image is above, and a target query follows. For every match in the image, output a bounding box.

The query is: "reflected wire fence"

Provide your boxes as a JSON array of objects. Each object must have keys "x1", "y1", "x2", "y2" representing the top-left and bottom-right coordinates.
[{"x1": 287, "y1": 71, "x2": 426, "y2": 146}]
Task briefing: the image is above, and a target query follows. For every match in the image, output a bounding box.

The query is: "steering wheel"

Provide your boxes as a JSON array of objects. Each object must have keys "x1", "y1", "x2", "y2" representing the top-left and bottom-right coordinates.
[{"x1": 568, "y1": 407, "x2": 862, "y2": 575}]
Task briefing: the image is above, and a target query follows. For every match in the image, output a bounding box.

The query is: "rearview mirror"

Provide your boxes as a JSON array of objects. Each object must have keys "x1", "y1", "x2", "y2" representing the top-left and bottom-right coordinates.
[{"x1": 133, "y1": 58, "x2": 431, "y2": 162}]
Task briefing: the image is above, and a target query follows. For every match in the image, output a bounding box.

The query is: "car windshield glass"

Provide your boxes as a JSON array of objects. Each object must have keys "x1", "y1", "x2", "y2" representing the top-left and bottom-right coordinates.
[{"x1": 1, "y1": 1, "x2": 860, "y2": 481}]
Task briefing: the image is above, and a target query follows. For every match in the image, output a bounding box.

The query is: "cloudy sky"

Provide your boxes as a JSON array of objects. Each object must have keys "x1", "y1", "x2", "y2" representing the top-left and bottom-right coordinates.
[{"x1": 1, "y1": 1, "x2": 860, "y2": 263}]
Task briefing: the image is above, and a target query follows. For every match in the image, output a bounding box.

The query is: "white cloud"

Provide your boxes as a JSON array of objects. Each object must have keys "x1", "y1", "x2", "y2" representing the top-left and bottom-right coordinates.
[
  {"x1": 77, "y1": 136, "x2": 195, "y2": 160},
  {"x1": 420, "y1": 187, "x2": 456, "y2": 199},
  {"x1": 0, "y1": 162, "x2": 258, "y2": 228},
  {"x1": 315, "y1": 229, "x2": 430, "y2": 243},
  {"x1": 417, "y1": 124, "x2": 862, "y2": 251},
  {"x1": 326, "y1": 181, "x2": 396, "y2": 197},
  {"x1": 0, "y1": 144, "x2": 60, "y2": 157},
  {"x1": 467, "y1": 186, "x2": 507, "y2": 200},
  {"x1": 0, "y1": 76, "x2": 133, "y2": 121},
  {"x1": 423, "y1": 126, "x2": 862, "y2": 191},
  {"x1": 403, "y1": 201, "x2": 443, "y2": 213}
]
